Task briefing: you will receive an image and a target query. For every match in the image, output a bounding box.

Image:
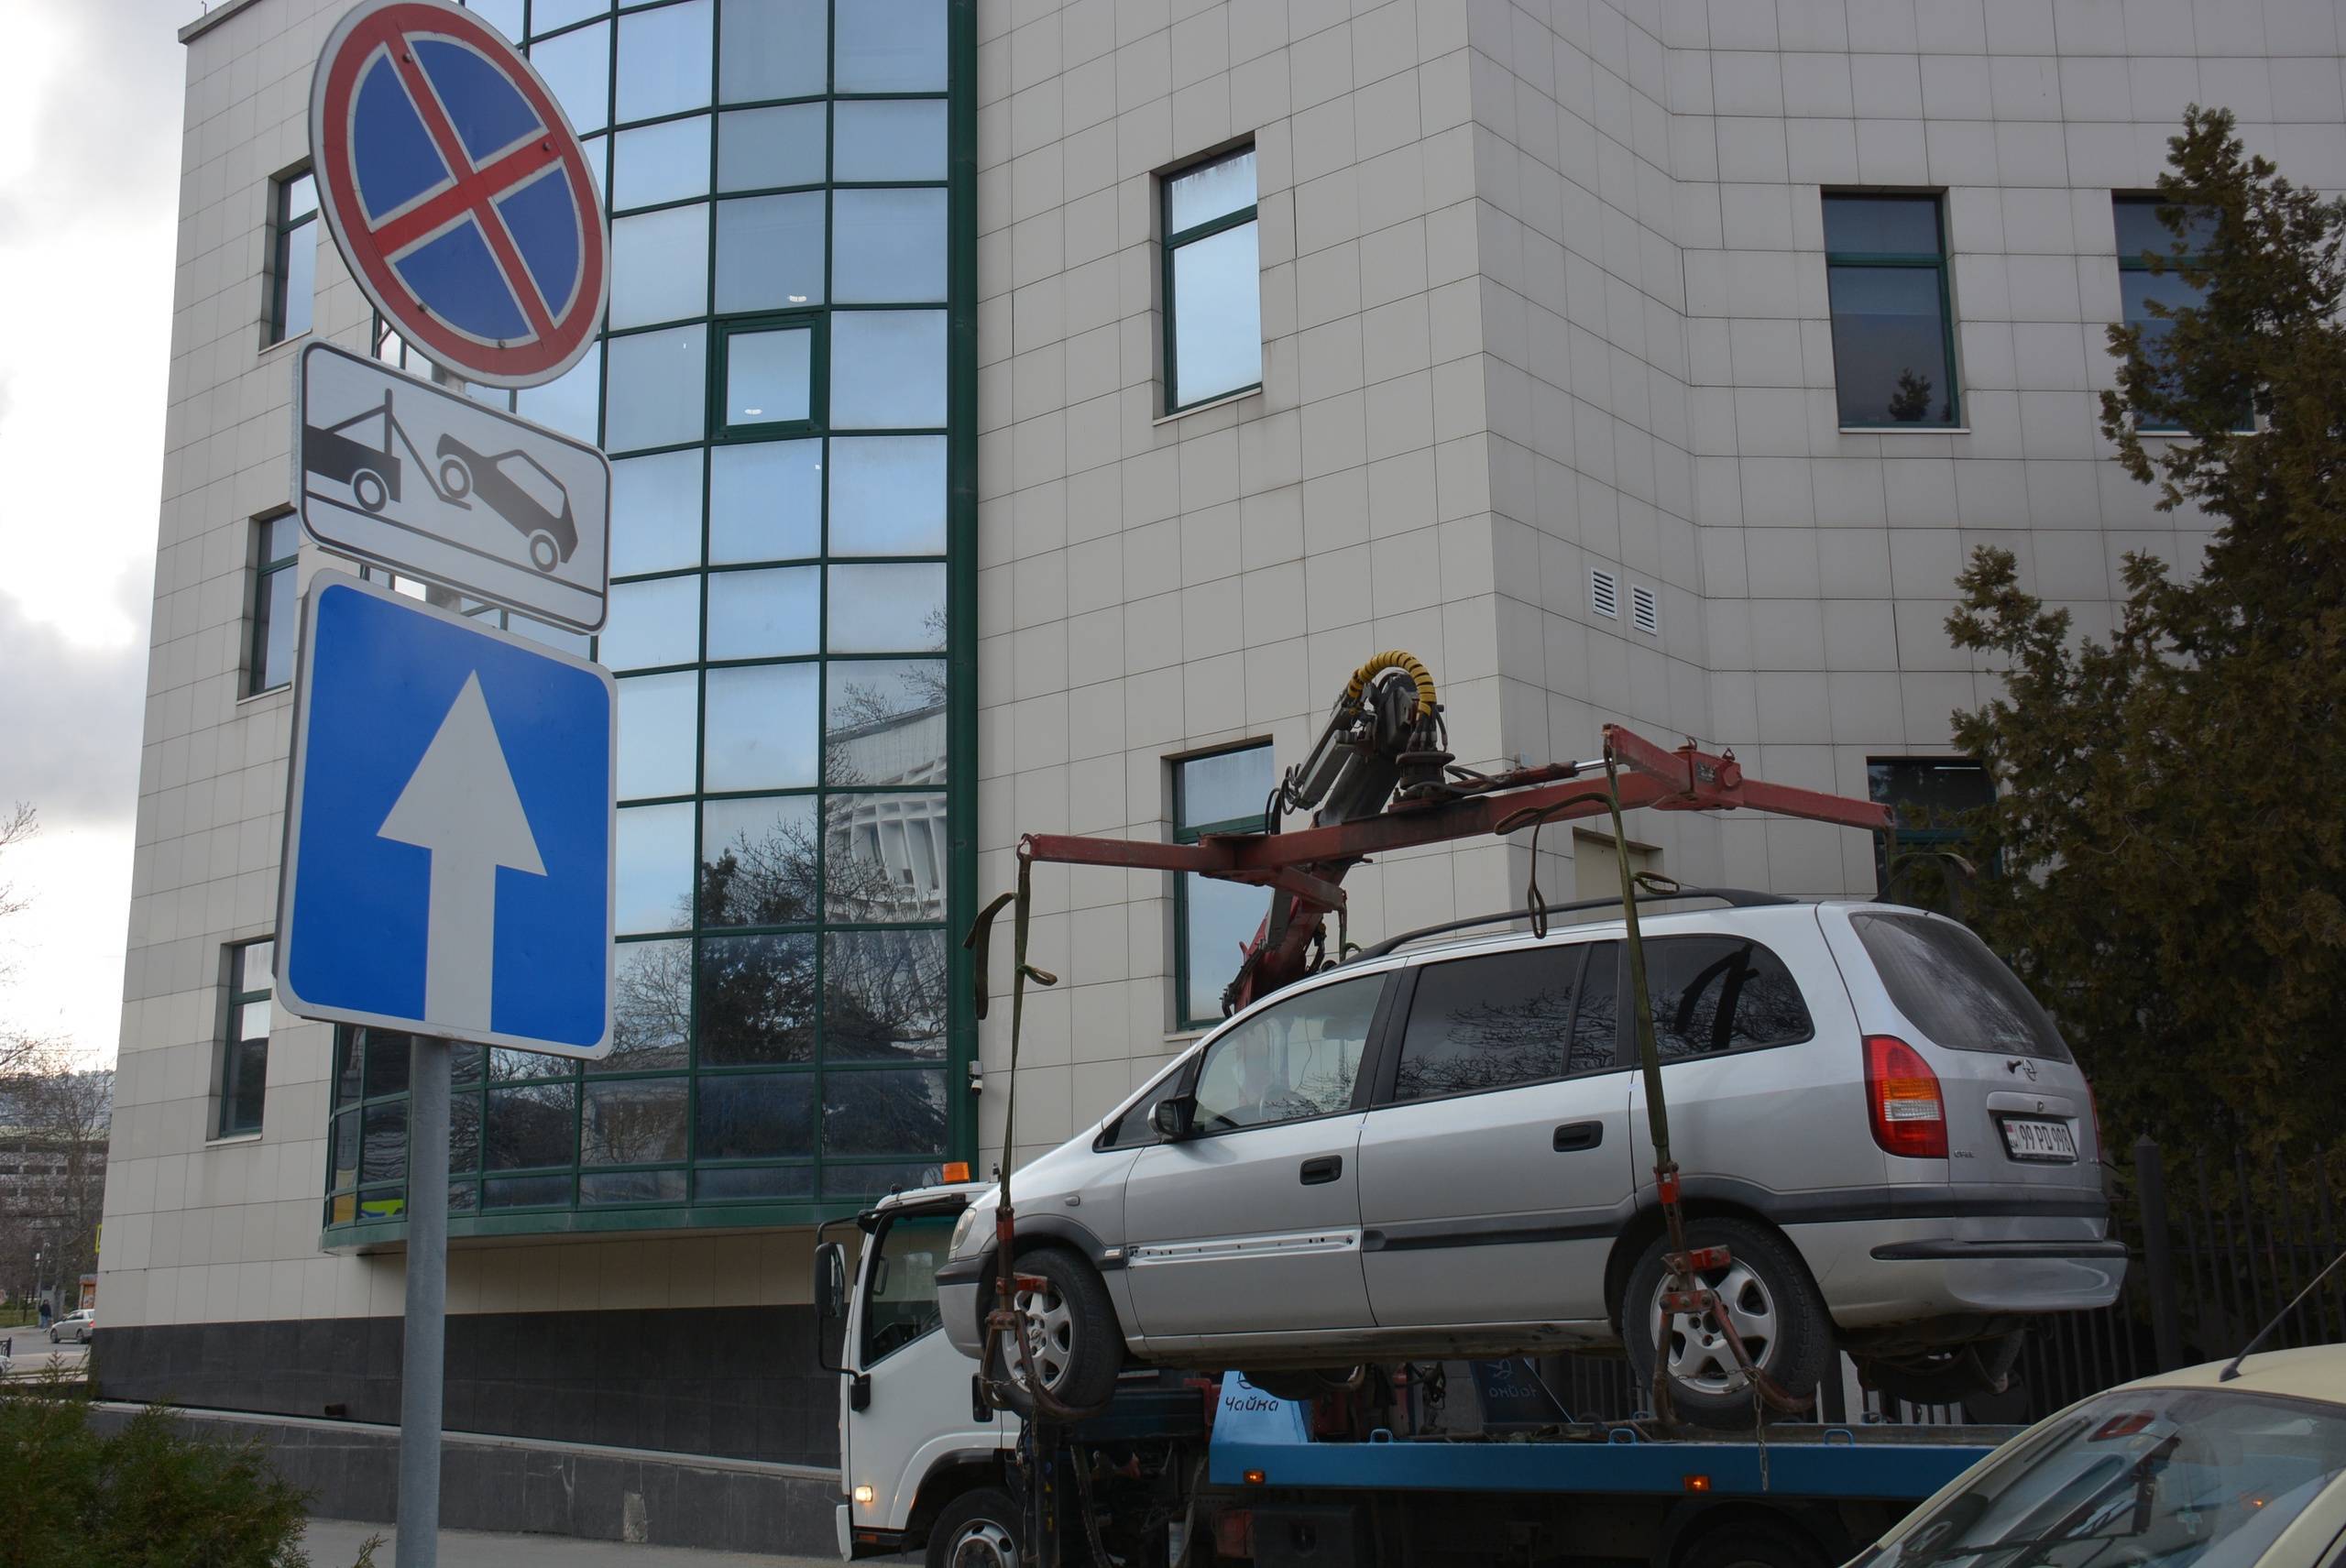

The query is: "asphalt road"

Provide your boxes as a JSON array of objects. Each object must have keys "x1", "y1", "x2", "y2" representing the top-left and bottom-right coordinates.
[
  {"x1": 0, "y1": 1323, "x2": 89, "y2": 1377},
  {"x1": 301, "y1": 1518, "x2": 895, "y2": 1566}
]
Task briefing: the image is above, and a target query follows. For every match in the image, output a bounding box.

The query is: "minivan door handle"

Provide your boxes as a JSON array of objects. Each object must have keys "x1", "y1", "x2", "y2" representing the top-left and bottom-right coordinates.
[
  {"x1": 1552, "y1": 1122, "x2": 1604, "y2": 1153},
  {"x1": 1299, "y1": 1156, "x2": 1343, "y2": 1185}
]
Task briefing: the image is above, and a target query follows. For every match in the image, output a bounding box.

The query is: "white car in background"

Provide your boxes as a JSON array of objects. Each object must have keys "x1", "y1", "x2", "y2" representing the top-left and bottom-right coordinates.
[
  {"x1": 49, "y1": 1309, "x2": 94, "y2": 1344},
  {"x1": 940, "y1": 897, "x2": 2123, "y2": 1424}
]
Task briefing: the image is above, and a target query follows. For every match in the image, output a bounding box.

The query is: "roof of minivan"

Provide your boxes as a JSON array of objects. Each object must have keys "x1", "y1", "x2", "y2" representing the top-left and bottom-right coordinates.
[{"x1": 1348, "y1": 895, "x2": 1881, "y2": 970}]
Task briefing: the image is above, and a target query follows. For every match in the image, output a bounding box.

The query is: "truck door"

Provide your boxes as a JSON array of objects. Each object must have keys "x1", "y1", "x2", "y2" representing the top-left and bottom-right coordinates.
[
  {"x1": 1120, "y1": 971, "x2": 1386, "y2": 1340},
  {"x1": 1354, "y1": 940, "x2": 1632, "y2": 1329}
]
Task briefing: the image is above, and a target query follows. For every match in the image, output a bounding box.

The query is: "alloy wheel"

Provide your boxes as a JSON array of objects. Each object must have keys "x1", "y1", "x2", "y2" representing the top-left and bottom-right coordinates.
[{"x1": 1650, "y1": 1258, "x2": 1778, "y2": 1397}]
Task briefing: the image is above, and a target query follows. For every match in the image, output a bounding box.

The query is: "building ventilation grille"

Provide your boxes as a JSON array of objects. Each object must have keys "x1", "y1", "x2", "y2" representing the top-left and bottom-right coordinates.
[
  {"x1": 1631, "y1": 584, "x2": 1660, "y2": 636},
  {"x1": 1590, "y1": 568, "x2": 1618, "y2": 620}
]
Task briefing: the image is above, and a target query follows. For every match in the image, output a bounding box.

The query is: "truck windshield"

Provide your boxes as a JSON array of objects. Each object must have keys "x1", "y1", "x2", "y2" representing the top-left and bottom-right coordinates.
[
  {"x1": 1866, "y1": 1387, "x2": 2346, "y2": 1565},
  {"x1": 861, "y1": 1211, "x2": 957, "y2": 1366}
]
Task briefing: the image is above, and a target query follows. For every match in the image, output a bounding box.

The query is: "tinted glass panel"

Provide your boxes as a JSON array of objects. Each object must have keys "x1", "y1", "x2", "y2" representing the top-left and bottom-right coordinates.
[
  {"x1": 699, "y1": 1164, "x2": 816, "y2": 1199},
  {"x1": 280, "y1": 221, "x2": 316, "y2": 338},
  {"x1": 1822, "y1": 194, "x2": 1941, "y2": 256},
  {"x1": 334, "y1": 1027, "x2": 364, "y2": 1105},
  {"x1": 824, "y1": 793, "x2": 948, "y2": 919},
  {"x1": 485, "y1": 1174, "x2": 571, "y2": 1208},
  {"x1": 599, "y1": 573, "x2": 701, "y2": 670},
  {"x1": 615, "y1": 0, "x2": 713, "y2": 122},
  {"x1": 1825, "y1": 266, "x2": 1955, "y2": 425},
  {"x1": 830, "y1": 310, "x2": 946, "y2": 428},
  {"x1": 718, "y1": 103, "x2": 827, "y2": 192},
  {"x1": 616, "y1": 801, "x2": 696, "y2": 934},
  {"x1": 832, "y1": 189, "x2": 948, "y2": 302},
  {"x1": 331, "y1": 1109, "x2": 359, "y2": 1189},
  {"x1": 826, "y1": 661, "x2": 947, "y2": 785},
  {"x1": 610, "y1": 204, "x2": 710, "y2": 328},
  {"x1": 605, "y1": 938, "x2": 693, "y2": 1070},
  {"x1": 716, "y1": 192, "x2": 825, "y2": 311},
  {"x1": 834, "y1": 0, "x2": 948, "y2": 92},
  {"x1": 708, "y1": 439, "x2": 822, "y2": 563},
  {"x1": 612, "y1": 115, "x2": 710, "y2": 209},
  {"x1": 700, "y1": 795, "x2": 819, "y2": 927},
  {"x1": 828, "y1": 435, "x2": 947, "y2": 555},
  {"x1": 361, "y1": 1101, "x2": 407, "y2": 1183},
  {"x1": 605, "y1": 326, "x2": 707, "y2": 451},
  {"x1": 725, "y1": 326, "x2": 813, "y2": 427},
  {"x1": 1171, "y1": 220, "x2": 1262, "y2": 405},
  {"x1": 609, "y1": 450, "x2": 704, "y2": 575},
  {"x1": 704, "y1": 662, "x2": 818, "y2": 789},
  {"x1": 2114, "y1": 196, "x2": 2218, "y2": 258},
  {"x1": 696, "y1": 1071, "x2": 817, "y2": 1158},
  {"x1": 487, "y1": 1082, "x2": 577, "y2": 1168},
  {"x1": 862, "y1": 1210, "x2": 953, "y2": 1363},
  {"x1": 514, "y1": 340, "x2": 601, "y2": 442},
  {"x1": 582, "y1": 1079, "x2": 688, "y2": 1165},
  {"x1": 285, "y1": 172, "x2": 318, "y2": 219},
  {"x1": 363, "y1": 1029, "x2": 411, "y2": 1099},
  {"x1": 257, "y1": 562, "x2": 298, "y2": 691},
  {"x1": 2121, "y1": 267, "x2": 2208, "y2": 429},
  {"x1": 582, "y1": 1169, "x2": 687, "y2": 1203},
  {"x1": 1178, "y1": 745, "x2": 1272, "y2": 828},
  {"x1": 1192, "y1": 976, "x2": 1379, "y2": 1131},
  {"x1": 225, "y1": 1036, "x2": 269, "y2": 1134},
  {"x1": 528, "y1": 22, "x2": 609, "y2": 135},
  {"x1": 1394, "y1": 947, "x2": 1580, "y2": 1101},
  {"x1": 449, "y1": 1093, "x2": 480, "y2": 1174},
  {"x1": 1848, "y1": 912, "x2": 2069, "y2": 1060},
  {"x1": 1168, "y1": 148, "x2": 1255, "y2": 233},
  {"x1": 825, "y1": 1161, "x2": 944, "y2": 1196},
  {"x1": 707, "y1": 566, "x2": 818, "y2": 660},
  {"x1": 827, "y1": 565, "x2": 945, "y2": 652},
  {"x1": 1181, "y1": 873, "x2": 1269, "y2": 1025},
  {"x1": 718, "y1": 0, "x2": 828, "y2": 101},
  {"x1": 824, "y1": 1069, "x2": 948, "y2": 1155},
  {"x1": 1868, "y1": 759, "x2": 1994, "y2": 821},
  {"x1": 616, "y1": 669, "x2": 699, "y2": 798},
  {"x1": 260, "y1": 515, "x2": 300, "y2": 563},
  {"x1": 825, "y1": 930, "x2": 948, "y2": 1059},
  {"x1": 1643, "y1": 937, "x2": 1812, "y2": 1059},
  {"x1": 697, "y1": 933, "x2": 817, "y2": 1062},
  {"x1": 832, "y1": 100, "x2": 947, "y2": 181},
  {"x1": 491, "y1": 1046, "x2": 573, "y2": 1081}
]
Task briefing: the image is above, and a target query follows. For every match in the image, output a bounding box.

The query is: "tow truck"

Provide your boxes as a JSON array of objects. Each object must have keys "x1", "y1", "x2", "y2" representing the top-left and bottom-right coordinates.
[{"x1": 816, "y1": 654, "x2": 2037, "y2": 1566}]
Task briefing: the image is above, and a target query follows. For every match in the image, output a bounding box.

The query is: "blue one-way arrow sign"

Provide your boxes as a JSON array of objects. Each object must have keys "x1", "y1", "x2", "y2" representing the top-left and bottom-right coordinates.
[{"x1": 278, "y1": 571, "x2": 614, "y2": 1057}]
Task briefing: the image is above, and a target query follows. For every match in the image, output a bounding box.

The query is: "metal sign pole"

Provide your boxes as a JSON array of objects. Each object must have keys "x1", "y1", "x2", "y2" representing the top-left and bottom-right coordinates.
[{"x1": 396, "y1": 1035, "x2": 451, "y2": 1568}]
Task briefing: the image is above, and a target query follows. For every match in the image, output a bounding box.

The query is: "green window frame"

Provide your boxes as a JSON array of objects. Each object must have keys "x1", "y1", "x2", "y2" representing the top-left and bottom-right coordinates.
[
  {"x1": 1869, "y1": 757, "x2": 1994, "y2": 910},
  {"x1": 713, "y1": 313, "x2": 826, "y2": 439},
  {"x1": 219, "y1": 939, "x2": 275, "y2": 1138},
  {"x1": 269, "y1": 168, "x2": 318, "y2": 345},
  {"x1": 1822, "y1": 192, "x2": 1960, "y2": 429},
  {"x1": 247, "y1": 513, "x2": 300, "y2": 696},
  {"x1": 1171, "y1": 742, "x2": 1274, "y2": 1032},
  {"x1": 1160, "y1": 145, "x2": 1261, "y2": 413}
]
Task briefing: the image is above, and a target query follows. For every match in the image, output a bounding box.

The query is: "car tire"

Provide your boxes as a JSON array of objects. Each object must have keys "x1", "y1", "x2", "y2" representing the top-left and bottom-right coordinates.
[
  {"x1": 1671, "y1": 1514, "x2": 1833, "y2": 1568},
  {"x1": 982, "y1": 1246, "x2": 1124, "y2": 1416},
  {"x1": 48, "y1": 1329, "x2": 58, "y2": 1344},
  {"x1": 1624, "y1": 1218, "x2": 1834, "y2": 1430},
  {"x1": 1862, "y1": 1332, "x2": 2027, "y2": 1413},
  {"x1": 926, "y1": 1486, "x2": 1020, "y2": 1568}
]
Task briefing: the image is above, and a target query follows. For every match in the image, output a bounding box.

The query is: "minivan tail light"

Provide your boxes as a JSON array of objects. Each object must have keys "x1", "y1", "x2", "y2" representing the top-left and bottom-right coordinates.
[{"x1": 1865, "y1": 1035, "x2": 1947, "y2": 1159}]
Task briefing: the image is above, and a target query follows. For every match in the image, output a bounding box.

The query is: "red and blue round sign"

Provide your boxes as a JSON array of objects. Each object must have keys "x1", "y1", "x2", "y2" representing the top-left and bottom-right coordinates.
[{"x1": 308, "y1": 0, "x2": 608, "y2": 389}]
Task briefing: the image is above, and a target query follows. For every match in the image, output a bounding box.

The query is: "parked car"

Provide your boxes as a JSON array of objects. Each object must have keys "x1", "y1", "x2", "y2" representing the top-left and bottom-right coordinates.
[
  {"x1": 939, "y1": 896, "x2": 2123, "y2": 1424},
  {"x1": 1852, "y1": 1344, "x2": 2346, "y2": 1565},
  {"x1": 49, "y1": 1309, "x2": 94, "y2": 1344}
]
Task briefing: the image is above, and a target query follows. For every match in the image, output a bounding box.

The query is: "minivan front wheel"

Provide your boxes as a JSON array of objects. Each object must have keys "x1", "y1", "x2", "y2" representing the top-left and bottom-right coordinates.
[
  {"x1": 985, "y1": 1246, "x2": 1123, "y2": 1415},
  {"x1": 1624, "y1": 1218, "x2": 1833, "y2": 1428}
]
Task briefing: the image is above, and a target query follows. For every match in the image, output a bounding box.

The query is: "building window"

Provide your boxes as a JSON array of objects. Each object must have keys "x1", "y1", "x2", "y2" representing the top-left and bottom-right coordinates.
[
  {"x1": 1172, "y1": 743, "x2": 1273, "y2": 1030},
  {"x1": 220, "y1": 940, "x2": 275, "y2": 1137},
  {"x1": 248, "y1": 513, "x2": 300, "y2": 696},
  {"x1": 2114, "y1": 195, "x2": 2241, "y2": 433},
  {"x1": 716, "y1": 315, "x2": 822, "y2": 437},
  {"x1": 1869, "y1": 758, "x2": 1994, "y2": 910},
  {"x1": 1823, "y1": 193, "x2": 1958, "y2": 428},
  {"x1": 1162, "y1": 146, "x2": 1261, "y2": 411},
  {"x1": 269, "y1": 169, "x2": 319, "y2": 345}
]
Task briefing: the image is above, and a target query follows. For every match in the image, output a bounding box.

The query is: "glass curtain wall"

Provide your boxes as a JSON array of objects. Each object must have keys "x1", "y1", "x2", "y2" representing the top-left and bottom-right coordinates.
[{"x1": 324, "y1": 0, "x2": 970, "y2": 1237}]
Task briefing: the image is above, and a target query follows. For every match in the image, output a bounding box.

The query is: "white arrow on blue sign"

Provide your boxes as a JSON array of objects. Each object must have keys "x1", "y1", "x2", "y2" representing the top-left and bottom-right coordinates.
[{"x1": 276, "y1": 570, "x2": 614, "y2": 1058}]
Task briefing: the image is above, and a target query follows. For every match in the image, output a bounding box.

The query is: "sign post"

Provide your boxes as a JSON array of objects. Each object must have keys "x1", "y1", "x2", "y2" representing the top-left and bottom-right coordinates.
[{"x1": 297, "y1": 6, "x2": 610, "y2": 1564}]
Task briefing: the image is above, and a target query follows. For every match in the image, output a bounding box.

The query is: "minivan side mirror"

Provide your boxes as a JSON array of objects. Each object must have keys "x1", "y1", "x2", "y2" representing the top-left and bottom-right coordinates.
[
  {"x1": 815, "y1": 1241, "x2": 848, "y2": 1323},
  {"x1": 1151, "y1": 1094, "x2": 1197, "y2": 1142}
]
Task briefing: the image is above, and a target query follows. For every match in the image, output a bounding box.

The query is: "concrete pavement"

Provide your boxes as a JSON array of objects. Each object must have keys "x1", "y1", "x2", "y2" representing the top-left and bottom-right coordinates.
[{"x1": 301, "y1": 1518, "x2": 882, "y2": 1566}]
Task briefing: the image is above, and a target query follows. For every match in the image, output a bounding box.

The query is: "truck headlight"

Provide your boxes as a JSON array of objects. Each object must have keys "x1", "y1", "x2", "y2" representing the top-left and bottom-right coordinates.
[{"x1": 950, "y1": 1205, "x2": 979, "y2": 1257}]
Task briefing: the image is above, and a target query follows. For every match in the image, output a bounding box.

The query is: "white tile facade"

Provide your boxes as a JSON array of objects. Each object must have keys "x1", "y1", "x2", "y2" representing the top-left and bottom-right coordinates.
[{"x1": 104, "y1": 0, "x2": 2341, "y2": 1362}]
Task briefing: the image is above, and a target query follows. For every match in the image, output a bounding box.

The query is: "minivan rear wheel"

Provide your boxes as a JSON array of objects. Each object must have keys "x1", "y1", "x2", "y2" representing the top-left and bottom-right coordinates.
[{"x1": 1624, "y1": 1218, "x2": 1833, "y2": 1429}]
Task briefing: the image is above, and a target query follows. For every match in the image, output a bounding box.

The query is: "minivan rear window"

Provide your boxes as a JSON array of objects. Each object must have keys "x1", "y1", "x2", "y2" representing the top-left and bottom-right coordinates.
[{"x1": 1847, "y1": 912, "x2": 2070, "y2": 1062}]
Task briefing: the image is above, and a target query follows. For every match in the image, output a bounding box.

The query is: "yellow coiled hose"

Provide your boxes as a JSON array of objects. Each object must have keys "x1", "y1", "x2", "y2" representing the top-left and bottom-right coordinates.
[{"x1": 1341, "y1": 650, "x2": 1437, "y2": 720}]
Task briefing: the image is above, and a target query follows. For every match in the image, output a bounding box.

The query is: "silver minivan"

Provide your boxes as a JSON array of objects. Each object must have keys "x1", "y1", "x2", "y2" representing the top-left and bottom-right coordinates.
[{"x1": 938, "y1": 897, "x2": 2124, "y2": 1425}]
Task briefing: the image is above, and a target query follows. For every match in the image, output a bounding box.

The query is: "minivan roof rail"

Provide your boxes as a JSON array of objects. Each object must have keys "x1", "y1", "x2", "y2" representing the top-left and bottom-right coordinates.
[{"x1": 1347, "y1": 887, "x2": 1799, "y2": 963}]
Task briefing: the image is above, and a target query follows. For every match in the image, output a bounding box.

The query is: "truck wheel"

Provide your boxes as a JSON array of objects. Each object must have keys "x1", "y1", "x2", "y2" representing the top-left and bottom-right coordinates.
[
  {"x1": 926, "y1": 1486, "x2": 1019, "y2": 1568},
  {"x1": 1625, "y1": 1218, "x2": 1833, "y2": 1430},
  {"x1": 1672, "y1": 1514, "x2": 1831, "y2": 1568},
  {"x1": 352, "y1": 469, "x2": 389, "y2": 513},
  {"x1": 988, "y1": 1247, "x2": 1124, "y2": 1414}
]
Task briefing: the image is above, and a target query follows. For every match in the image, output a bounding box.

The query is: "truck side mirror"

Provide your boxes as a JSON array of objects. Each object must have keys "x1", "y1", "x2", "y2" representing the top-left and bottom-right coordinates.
[
  {"x1": 1151, "y1": 1095, "x2": 1197, "y2": 1142},
  {"x1": 815, "y1": 1242, "x2": 848, "y2": 1323}
]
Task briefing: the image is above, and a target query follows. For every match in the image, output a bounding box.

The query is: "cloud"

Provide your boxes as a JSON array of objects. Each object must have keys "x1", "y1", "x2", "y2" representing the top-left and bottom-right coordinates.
[{"x1": 0, "y1": 573, "x2": 148, "y2": 829}]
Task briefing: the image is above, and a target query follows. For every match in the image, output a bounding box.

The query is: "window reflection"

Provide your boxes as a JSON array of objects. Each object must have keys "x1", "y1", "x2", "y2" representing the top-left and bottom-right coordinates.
[
  {"x1": 823, "y1": 1069, "x2": 948, "y2": 1156},
  {"x1": 823, "y1": 794, "x2": 947, "y2": 920},
  {"x1": 718, "y1": 0, "x2": 828, "y2": 102},
  {"x1": 610, "y1": 451, "x2": 704, "y2": 575},
  {"x1": 828, "y1": 435, "x2": 947, "y2": 555},
  {"x1": 704, "y1": 663, "x2": 818, "y2": 790},
  {"x1": 526, "y1": 22, "x2": 609, "y2": 135},
  {"x1": 707, "y1": 566, "x2": 819, "y2": 660},
  {"x1": 833, "y1": 0, "x2": 948, "y2": 92},
  {"x1": 599, "y1": 574, "x2": 701, "y2": 671},
  {"x1": 824, "y1": 661, "x2": 947, "y2": 785},
  {"x1": 610, "y1": 204, "x2": 710, "y2": 329},
  {"x1": 488, "y1": 1083, "x2": 578, "y2": 1168},
  {"x1": 616, "y1": 802, "x2": 696, "y2": 934},
  {"x1": 697, "y1": 934, "x2": 817, "y2": 1063},
  {"x1": 582, "y1": 1080, "x2": 688, "y2": 1165},
  {"x1": 1170, "y1": 222, "x2": 1263, "y2": 406},
  {"x1": 830, "y1": 311, "x2": 947, "y2": 428},
  {"x1": 717, "y1": 193, "x2": 825, "y2": 312},
  {"x1": 361, "y1": 1102, "x2": 408, "y2": 1184},
  {"x1": 602, "y1": 939, "x2": 693, "y2": 1070},
  {"x1": 696, "y1": 1070, "x2": 817, "y2": 1158},
  {"x1": 613, "y1": 115, "x2": 710, "y2": 209},
  {"x1": 825, "y1": 931, "x2": 948, "y2": 1058},
  {"x1": 699, "y1": 1164, "x2": 815, "y2": 1200},
  {"x1": 723, "y1": 325, "x2": 813, "y2": 428},
  {"x1": 832, "y1": 101, "x2": 947, "y2": 181},
  {"x1": 699, "y1": 795, "x2": 820, "y2": 927},
  {"x1": 718, "y1": 104, "x2": 826, "y2": 192},
  {"x1": 616, "y1": 0, "x2": 713, "y2": 122},
  {"x1": 827, "y1": 565, "x2": 946, "y2": 653},
  {"x1": 604, "y1": 326, "x2": 707, "y2": 452},
  {"x1": 514, "y1": 341, "x2": 601, "y2": 443},
  {"x1": 708, "y1": 440, "x2": 822, "y2": 563},
  {"x1": 832, "y1": 190, "x2": 948, "y2": 302},
  {"x1": 616, "y1": 669, "x2": 699, "y2": 799}
]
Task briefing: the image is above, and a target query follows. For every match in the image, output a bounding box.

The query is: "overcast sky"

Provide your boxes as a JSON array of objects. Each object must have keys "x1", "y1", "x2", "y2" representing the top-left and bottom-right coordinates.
[{"x1": 0, "y1": 0, "x2": 187, "y2": 1066}]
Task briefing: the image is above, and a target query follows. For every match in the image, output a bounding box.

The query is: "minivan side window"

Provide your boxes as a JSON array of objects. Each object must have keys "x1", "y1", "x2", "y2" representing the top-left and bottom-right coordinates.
[
  {"x1": 1643, "y1": 937, "x2": 1812, "y2": 1059},
  {"x1": 1190, "y1": 974, "x2": 1381, "y2": 1134},
  {"x1": 1391, "y1": 943, "x2": 1617, "y2": 1102}
]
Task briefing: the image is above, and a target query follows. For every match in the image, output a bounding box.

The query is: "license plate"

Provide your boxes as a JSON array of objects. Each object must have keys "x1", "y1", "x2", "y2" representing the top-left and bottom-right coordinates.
[{"x1": 2001, "y1": 1117, "x2": 2077, "y2": 1163}]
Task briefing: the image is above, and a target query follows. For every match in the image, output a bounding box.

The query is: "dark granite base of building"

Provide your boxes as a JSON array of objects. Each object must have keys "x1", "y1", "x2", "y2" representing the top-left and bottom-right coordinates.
[
  {"x1": 87, "y1": 1405, "x2": 840, "y2": 1556},
  {"x1": 97, "y1": 1306, "x2": 839, "y2": 1466}
]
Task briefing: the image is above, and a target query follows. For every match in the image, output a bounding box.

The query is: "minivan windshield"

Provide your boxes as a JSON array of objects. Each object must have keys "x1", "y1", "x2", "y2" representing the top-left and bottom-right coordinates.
[
  {"x1": 1865, "y1": 1386, "x2": 2346, "y2": 1565},
  {"x1": 1849, "y1": 912, "x2": 2070, "y2": 1062}
]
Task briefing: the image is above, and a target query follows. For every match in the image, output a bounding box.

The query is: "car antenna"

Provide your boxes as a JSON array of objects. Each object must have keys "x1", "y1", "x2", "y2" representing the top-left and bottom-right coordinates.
[{"x1": 2220, "y1": 1249, "x2": 2346, "y2": 1381}]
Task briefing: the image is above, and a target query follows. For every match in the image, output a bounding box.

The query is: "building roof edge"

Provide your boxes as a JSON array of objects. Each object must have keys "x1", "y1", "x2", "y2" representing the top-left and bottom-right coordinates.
[{"x1": 180, "y1": 0, "x2": 269, "y2": 45}]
